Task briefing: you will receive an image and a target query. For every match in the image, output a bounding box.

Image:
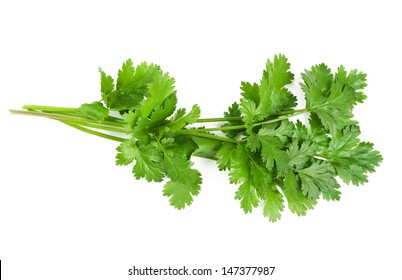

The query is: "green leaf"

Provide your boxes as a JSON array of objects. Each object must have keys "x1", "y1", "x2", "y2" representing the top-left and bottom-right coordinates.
[
  {"x1": 322, "y1": 182, "x2": 342, "y2": 201},
  {"x1": 287, "y1": 140, "x2": 317, "y2": 169},
  {"x1": 240, "y1": 81, "x2": 260, "y2": 105},
  {"x1": 249, "y1": 158, "x2": 274, "y2": 199},
  {"x1": 255, "y1": 54, "x2": 296, "y2": 119},
  {"x1": 142, "y1": 71, "x2": 176, "y2": 117},
  {"x1": 302, "y1": 65, "x2": 368, "y2": 133},
  {"x1": 323, "y1": 126, "x2": 383, "y2": 185},
  {"x1": 230, "y1": 146, "x2": 260, "y2": 213},
  {"x1": 116, "y1": 139, "x2": 164, "y2": 182},
  {"x1": 329, "y1": 125, "x2": 360, "y2": 150},
  {"x1": 263, "y1": 188, "x2": 285, "y2": 222},
  {"x1": 133, "y1": 144, "x2": 165, "y2": 182},
  {"x1": 336, "y1": 66, "x2": 367, "y2": 102},
  {"x1": 162, "y1": 136, "x2": 198, "y2": 159},
  {"x1": 106, "y1": 59, "x2": 143, "y2": 110},
  {"x1": 130, "y1": 62, "x2": 161, "y2": 96},
  {"x1": 235, "y1": 182, "x2": 260, "y2": 214},
  {"x1": 103, "y1": 60, "x2": 161, "y2": 110},
  {"x1": 227, "y1": 147, "x2": 275, "y2": 210},
  {"x1": 316, "y1": 77, "x2": 356, "y2": 132},
  {"x1": 79, "y1": 101, "x2": 109, "y2": 122},
  {"x1": 122, "y1": 110, "x2": 140, "y2": 133},
  {"x1": 225, "y1": 102, "x2": 242, "y2": 119},
  {"x1": 149, "y1": 94, "x2": 177, "y2": 124},
  {"x1": 269, "y1": 119, "x2": 295, "y2": 141},
  {"x1": 99, "y1": 69, "x2": 114, "y2": 96},
  {"x1": 216, "y1": 143, "x2": 237, "y2": 171},
  {"x1": 163, "y1": 154, "x2": 199, "y2": 184},
  {"x1": 116, "y1": 61, "x2": 160, "y2": 96},
  {"x1": 132, "y1": 116, "x2": 152, "y2": 144},
  {"x1": 255, "y1": 120, "x2": 293, "y2": 175},
  {"x1": 192, "y1": 137, "x2": 221, "y2": 159},
  {"x1": 301, "y1": 63, "x2": 332, "y2": 109},
  {"x1": 281, "y1": 171, "x2": 317, "y2": 216},
  {"x1": 108, "y1": 91, "x2": 144, "y2": 111},
  {"x1": 240, "y1": 98, "x2": 258, "y2": 128},
  {"x1": 116, "y1": 139, "x2": 137, "y2": 166},
  {"x1": 308, "y1": 113, "x2": 330, "y2": 149},
  {"x1": 163, "y1": 179, "x2": 201, "y2": 210},
  {"x1": 163, "y1": 154, "x2": 202, "y2": 209},
  {"x1": 116, "y1": 59, "x2": 136, "y2": 91},
  {"x1": 293, "y1": 120, "x2": 309, "y2": 143},
  {"x1": 260, "y1": 137, "x2": 289, "y2": 175},
  {"x1": 240, "y1": 54, "x2": 296, "y2": 126},
  {"x1": 297, "y1": 160, "x2": 337, "y2": 199},
  {"x1": 264, "y1": 54, "x2": 295, "y2": 89},
  {"x1": 246, "y1": 132, "x2": 261, "y2": 152},
  {"x1": 228, "y1": 145, "x2": 250, "y2": 184},
  {"x1": 222, "y1": 102, "x2": 243, "y2": 139},
  {"x1": 167, "y1": 104, "x2": 201, "y2": 132}
]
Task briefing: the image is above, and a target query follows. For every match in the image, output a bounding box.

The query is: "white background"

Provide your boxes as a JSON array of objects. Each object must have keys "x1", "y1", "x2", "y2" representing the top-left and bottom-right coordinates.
[{"x1": 0, "y1": 0, "x2": 401, "y2": 279}]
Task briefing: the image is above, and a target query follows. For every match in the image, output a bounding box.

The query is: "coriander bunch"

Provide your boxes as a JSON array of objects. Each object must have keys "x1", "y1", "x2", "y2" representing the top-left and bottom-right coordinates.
[{"x1": 10, "y1": 55, "x2": 382, "y2": 221}]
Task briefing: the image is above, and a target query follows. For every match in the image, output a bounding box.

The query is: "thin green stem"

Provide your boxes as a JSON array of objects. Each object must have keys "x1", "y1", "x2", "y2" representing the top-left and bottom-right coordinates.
[
  {"x1": 23, "y1": 104, "x2": 126, "y2": 123},
  {"x1": 186, "y1": 125, "x2": 245, "y2": 133},
  {"x1": 105, "y1": 115, "x2": 125, "y2": 123},
  {"x1": 195, "y1": 116, "x2": 242, "y2": 123},
  {"x1": 252, "y1": 109, "x2": 308, "y2": 127},
  {"x1": 274, "y1": 108, "x2": 308, "y2": 116},
  {"x1": 12, "y1": 104, "x2": 310, "y2": 146},
  {"x1": 184, "y1": 108, "x2": 310, "y2": 133},
  {"x1": 177, "y1": 130, "x2": 238, "y2": 144},
  {"x1": 9, "y1": 109, "x2": 125, "y2": 128},
  {"x1": 23, "y1": 105, "x2": 79, "y2": 114},
  {"x1": 193, "y1": 108, "x2": 308, "y2": 124},
  {"x1": 62, "y1": 120, "x2": 128, "y2": 133},
  {"x1": 59, "y1": 121, "x2": 126, "y2": 142},
  {"x1": 192, "y1": 151, "x2": 218, "y2": 161}
]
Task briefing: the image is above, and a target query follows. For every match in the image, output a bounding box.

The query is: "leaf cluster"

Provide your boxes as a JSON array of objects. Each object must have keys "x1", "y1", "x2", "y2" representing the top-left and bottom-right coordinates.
[
  {"x1": 98, "y1": 59, "x2": 203, "y2": 209},
  {"x1": 18, "y1": 55, "x2": 382, "y2": 221},
  {"x1": 216, "y1": 55, "x2": 382, "y2": 221}
]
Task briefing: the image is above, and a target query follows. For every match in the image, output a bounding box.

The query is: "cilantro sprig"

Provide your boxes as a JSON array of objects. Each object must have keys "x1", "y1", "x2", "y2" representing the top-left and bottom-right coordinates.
[{"x1": 10, "y1": 54, "x2": 382, "y2": 221}]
